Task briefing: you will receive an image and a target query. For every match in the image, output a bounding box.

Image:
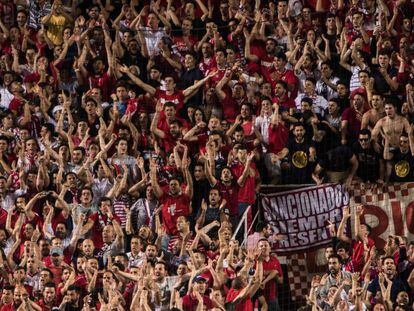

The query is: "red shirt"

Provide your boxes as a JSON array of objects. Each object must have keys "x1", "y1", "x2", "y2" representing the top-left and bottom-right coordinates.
[
  {"x1": 199, "y1": 57, "x2": 216, "y2": 76},
  {"x1": 155, "y1": 89, "x2": 185, "y2": 113},
  {"x1": 182, "y1": 293, "x2": 213, "y2": 311},
  {"x1": 342, "y1": 107, "x2": 364, "y2": 142},
  {"x1": 221, "y1": 93, "x2": 245, "y2": 122},
  {"x1": 88, "y1": 212, "x2": 121, "y2": 249},
  {"x1": 226, "y1": 288, "x2": 253, "y2": 311},
  {"x1": 0, "y1": 303, "x2": 13, "y2": 311},
  {"x1": 36, "y1": 299, "x2": 57, "y2": 311},
  {"x1": 88, "y1": 72, "x2": 113, "y2": 101},
  {"x1": 272, "y1": 94, "x2": 296, "y2": 110},
  {"x1": 268, "y1": 122, "x2": 289, "y2": 154},
  {"x1": 231, "y1": 162, "x2": 259, "y2": 204},
  {"x1": 160, "y1": 192, "x2": 190, "y2": 235},
  {"x1": 0, "y1": 208, "x2": 7, "y2": 228},
  {"x1": 217, "y1": 181, "x2": 238, "y2": 216},
  {"x1": 266, "y1": 68, "x2": 298, "y2": 99},
  {"x1": 260, "y1": 255, "x2": 283, "y2": 301},
  {"x1": 351, "y1": 237, "x2": 375, "y2": 272}
]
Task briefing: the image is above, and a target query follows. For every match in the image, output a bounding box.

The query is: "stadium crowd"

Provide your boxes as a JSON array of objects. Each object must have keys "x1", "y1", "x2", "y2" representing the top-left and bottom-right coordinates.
[{"x1": 0, "y1": 0, "x2": 413, "y2": 310}]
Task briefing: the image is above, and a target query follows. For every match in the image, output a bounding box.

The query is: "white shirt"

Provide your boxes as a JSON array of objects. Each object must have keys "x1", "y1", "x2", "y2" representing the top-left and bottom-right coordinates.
[
  {"x1": 0, "y1": 87, "x2": 13, "y2": 109},
  {"x1": 140, "y1": 27, "x2": 166, "y2": 56},
  {"x1": 295, "y1": 93, "x2": 329, "y2": 116}
]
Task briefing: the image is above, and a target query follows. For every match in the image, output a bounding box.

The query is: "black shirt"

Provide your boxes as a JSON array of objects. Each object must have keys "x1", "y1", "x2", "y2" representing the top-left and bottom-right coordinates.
[
  {"x1": 319, "y1": 145, "x2": 354, "y2": 172},
  {"x1": 390, "y1": 149, "x2": 414, "y2": 182},
  {"x1": 285, "y1": 138, "x2": 315, "y2": 184},
  {"x1": 352, "y1": 142, "x2": 382, "y2": 182}
]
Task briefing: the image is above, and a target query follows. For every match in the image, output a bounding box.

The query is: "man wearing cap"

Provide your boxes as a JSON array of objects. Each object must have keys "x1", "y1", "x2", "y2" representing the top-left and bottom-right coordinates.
[
  {"x1": 46, "y1": 247, "x2": 65, "y2": 286},
  {"x1": 182, "y1": 275, "x2": 214, "y2": 310}
]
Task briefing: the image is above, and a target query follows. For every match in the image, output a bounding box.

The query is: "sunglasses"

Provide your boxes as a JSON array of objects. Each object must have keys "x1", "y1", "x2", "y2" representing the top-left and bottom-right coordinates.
[{"x1": 359, "y1": 138, "x2": 369, "y2": 142}]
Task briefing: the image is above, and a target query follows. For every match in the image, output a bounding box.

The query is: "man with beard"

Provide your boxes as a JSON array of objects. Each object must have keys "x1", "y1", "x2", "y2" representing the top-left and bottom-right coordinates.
[
  {"x1": 58, "y1": 285, "x2": 81, "y2": 311},
  {"x1": 153, "y1": 261, "x2": 171, "y2": 311},
  {"x1": 367, "y1": 257, "x2": 412, "y2": 303},
  {"x1": 36, "y1": 282, "x2": 58, "y2": 310},
  {"x1": 277, "y1": 122, "x2": 317, "y2": 184},
  {"x1": 272, "y1": 81, "x2": 296, "y2": 112},
  {"x1": 0, "y1": 285, "x2": 14, "y2": 310},
  {"x1": 151, "y1": 102, "x2": 184, "y2": 155},
  {"x1": 78, "y1": 25, "x2": 114, "y2": 101},
  {"x1": 196, "y1": 189, "x2": 228, "y2": 234},
  {"x1": 318, "y1": 254, "x2": 352, "y2": 297},
  {"x1": 70, "y1": 147, "x2": 86, "y2": 173},
  {"x1": 361, "y1": 93, "x2": 385, "y2": 130},
  {"x1": 144, "y1": 244, "x2": 158, "y2": 265}
]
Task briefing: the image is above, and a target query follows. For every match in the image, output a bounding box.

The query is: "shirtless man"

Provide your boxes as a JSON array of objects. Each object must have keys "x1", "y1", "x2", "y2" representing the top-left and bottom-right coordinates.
[
  {"x1": 361, "y1": 93, "x2": 385, "y2": 130},
  {"x1": 372, "y1": 101, "x2": 412, "y2": 148}
]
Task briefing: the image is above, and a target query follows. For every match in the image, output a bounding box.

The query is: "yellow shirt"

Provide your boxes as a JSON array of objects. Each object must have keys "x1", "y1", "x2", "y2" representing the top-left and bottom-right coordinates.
[{"x1": 46, "y1": 14, "x2": 66, "y2": 45}]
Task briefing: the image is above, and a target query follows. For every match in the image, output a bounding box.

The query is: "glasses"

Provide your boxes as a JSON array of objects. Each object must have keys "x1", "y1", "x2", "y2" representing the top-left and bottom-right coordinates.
[{"x1": 359, "y1": 138, "x2": 369, "y2": 142}]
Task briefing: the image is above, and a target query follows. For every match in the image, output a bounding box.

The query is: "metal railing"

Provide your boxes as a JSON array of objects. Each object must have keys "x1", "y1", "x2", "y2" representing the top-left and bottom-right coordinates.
[{"x1": 231, "y1": 205, "x2": 260, "y2": 247}]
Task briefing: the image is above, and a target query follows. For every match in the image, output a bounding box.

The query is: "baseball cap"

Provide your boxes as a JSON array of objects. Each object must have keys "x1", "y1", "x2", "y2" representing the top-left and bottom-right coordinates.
[
  {"x1": 50, "y1": 247, "x2": 63, "y2": 256},
  {"x1": 192, "y1": 275, "x2": 207, "y2": 283}
]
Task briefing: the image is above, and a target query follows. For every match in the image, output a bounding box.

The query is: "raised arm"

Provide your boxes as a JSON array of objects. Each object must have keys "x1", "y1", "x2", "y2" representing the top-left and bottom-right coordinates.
[
  {"x1": 337, "y1": 206, "x2": 352, "y2": 243},
  {"x1": 119, "y1": 65, "x2": 156, "y2": 95}
]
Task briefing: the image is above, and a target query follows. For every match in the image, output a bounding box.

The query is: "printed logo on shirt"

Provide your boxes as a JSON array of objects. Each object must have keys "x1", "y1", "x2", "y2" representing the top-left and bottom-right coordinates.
[
  {"x1": 168, "y1": 203, "x2": 176, "y2": 216},
  {"x1": 292, "y1": 151, "x2": 308, "y2": 168},
  {"x1": 395, "y1": 160, "x2": 410, "y2": 178}
]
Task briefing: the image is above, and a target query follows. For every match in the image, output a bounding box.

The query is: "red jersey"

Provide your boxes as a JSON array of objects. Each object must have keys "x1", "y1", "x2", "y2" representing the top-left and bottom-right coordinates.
[
  {"x1": 182, "y1": 293, "x2": 213, "y2": 311},
  {"x1": 268, "y1": 122, "x2": 289, "y2": 154},
  {"x1": 199, "y1": 57, "x2": 216, "y2": 76},
  {"x1": 266, "y1": 68, "x2": 298, "y2": 99},
  {"x1": 351, "y1": 237, "x2": 375, "y2": 272},
  {"x1": 155, "y1": 89, "x2": 185, "y2": 113},
  {"x1": 260, "y1": 255, "x2": 283, "y2": 301},
  {"x1": 221, "y1": 93, "x2": 245, "y2": 122},
  {"x1": 0, "y1": 303, "x2": 14, "y2": 311},
  {"x1": 226, "y1": 288, "x2": 253, "y2": 311},
  {"x1": 173, "y1": 35, "x2": 197, "y2": 56},
  {"x1": 216, "y1": 181, "x2": 238, "y2": 216},
  {"x1": 231, "y1": 162, "x2": 259, "y2": 204},
  {"x1": 88, "y1": 212, "x2": 121, "y2": 249},
  {"x1": 160, "y1": 192, "x2": 190, "y2": 235},
  {"x1": 88, "y1": 72, "x2": 113, "y2": 101}
]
